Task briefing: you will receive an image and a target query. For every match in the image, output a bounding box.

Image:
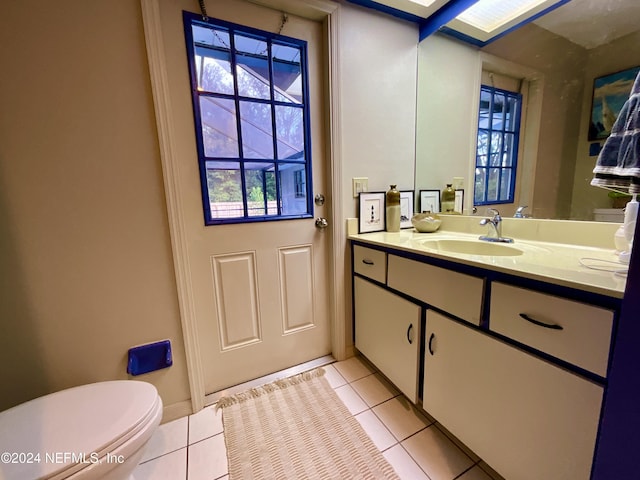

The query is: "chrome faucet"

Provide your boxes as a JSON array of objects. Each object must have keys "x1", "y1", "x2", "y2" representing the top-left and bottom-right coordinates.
[
  {"x1": 514, "y1": 205, "x2": 529, "y2": 218},
  {"x1": 479, "y1": 208, "x2": 513, "y2": 243}
]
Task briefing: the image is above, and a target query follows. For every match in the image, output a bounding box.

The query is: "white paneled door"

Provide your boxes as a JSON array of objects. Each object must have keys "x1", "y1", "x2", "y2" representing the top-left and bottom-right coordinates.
[{"x1": 154, "y1": 0, "x2": 331, "y2": 395}]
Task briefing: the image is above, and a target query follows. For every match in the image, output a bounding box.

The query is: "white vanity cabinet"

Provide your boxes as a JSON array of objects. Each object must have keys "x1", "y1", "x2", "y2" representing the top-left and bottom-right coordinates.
[
  {"x1": 387, "y1": 254, "x2": 484, "y2": 325},
  {"x1": 490, "y1": 282, "x2": 614, "y2": 377},
  {"x1": 354, "y1": 276, "x2": 421, "y2": 402},
  {"x1": 423, "y1": 310, "x2": 604, "y2": 480},
  {"x1": 351, "y1": 238, "x2": 618, "y2": 480}
]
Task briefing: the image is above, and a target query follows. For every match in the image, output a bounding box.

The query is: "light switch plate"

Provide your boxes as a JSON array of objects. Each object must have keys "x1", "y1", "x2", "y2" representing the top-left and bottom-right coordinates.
[{"x1": 352, "y1": 177, "x2": 368, "y2": 198}]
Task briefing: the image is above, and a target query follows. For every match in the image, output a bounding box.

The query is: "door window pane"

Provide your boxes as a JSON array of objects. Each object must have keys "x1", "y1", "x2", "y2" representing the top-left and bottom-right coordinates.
[
  {"x1": 205, "y1": 162, "x2": 243, "y2": 219},
  {"x1": 235, "y1": 35, "x2": 270, "y2": 100},
  {"x1": 192, "y1": 26, "x2": 234, "y2": 95},
  {"x1": 275, "y1": 105, "x2": 304, "y2": 160},
  {"x1": 240, "y1": 101, "x2": 273, "y2": 159},
  {"x1": 200, "y1": 97, "x2": 238, "y2": 157},
  {"x1": 273, "y1": 44, "x2": 302, "y2": 104},
  {"x1": 280, "y1": 164, "x2": 307, "y2": 215},
  {"x1": 245, "y1": 162, "x2": 277, "y2": 216}
]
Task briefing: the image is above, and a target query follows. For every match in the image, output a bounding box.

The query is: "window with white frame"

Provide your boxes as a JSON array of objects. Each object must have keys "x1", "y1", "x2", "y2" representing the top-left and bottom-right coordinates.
[
  {"x1": 474, "y1": 84, "x2": 522, "y2": 205},
  {"x1": 183, "y1": 12, "x2": 313, "y2": 224}
]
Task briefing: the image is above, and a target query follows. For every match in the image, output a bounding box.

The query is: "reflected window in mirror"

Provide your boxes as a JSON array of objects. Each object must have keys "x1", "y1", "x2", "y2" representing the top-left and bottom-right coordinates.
[{"x1": 474, "y1": 84, "x2": 522, "y2": 205}]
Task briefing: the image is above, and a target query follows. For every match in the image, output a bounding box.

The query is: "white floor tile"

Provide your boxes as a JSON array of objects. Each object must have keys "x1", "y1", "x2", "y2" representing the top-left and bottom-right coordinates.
[
  {"x1": 188, "y1": 405, "x2": 223, "y2": 445},
  {"x1": 334, "y1": 384, "x2": 369, "y2": 415},
  {"x1": 351, "y1": 373, "x2": 398, "y2": 407},
  {"x1": 458, "y1": 465, "x2": 494, "y2": 480},
  {"x1": 333, "y1": 356, "x2": 375, "y2": 383},
  {"x1": 140, "y1": 417, "x2": 188, "y2": 463},
  {"x1": 372, "y1": 397, "x2": 432, "y2": 441},
  {"x1": 435, "y1": 423, "x2": 481, "y2": 463},
  {"x1": 187, "y1": 433, "x2": 228, "y2": 480},
  {"x1": 323, "y1": 363, "x2": 348, "y2": 388},
  {"x1": 383, "y1": 444, "x2": 430, "y2": 480},
  {"x1": 354, "y1": 409, "x2": 397, "y2": 451},
  {"x1": 133, "y1": 448, "x2": 187, "y2": 480},
  {"x1": 402, "y1": 426, "x2": 474, "y2": 480}
]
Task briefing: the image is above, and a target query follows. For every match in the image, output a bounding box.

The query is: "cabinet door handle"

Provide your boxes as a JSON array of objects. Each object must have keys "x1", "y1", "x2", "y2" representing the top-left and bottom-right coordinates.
[
  {"x1": 428, "y1": 332, "x2": 435, "y2": 355},
  {"x1": 362, "y1": 258, "x2": 374, "y2": 265},
  {"x1": 406, "y1": 324, "x2": 413, "y2": 344},
  {"x1": 519, "y1": 313, "x2": 564, "y2": 330}
]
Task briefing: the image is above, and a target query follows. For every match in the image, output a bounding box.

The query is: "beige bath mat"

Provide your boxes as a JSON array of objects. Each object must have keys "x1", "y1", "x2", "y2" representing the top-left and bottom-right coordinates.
[{"x1": 217, "y1": 368, "x2": 400, "y2": 479}]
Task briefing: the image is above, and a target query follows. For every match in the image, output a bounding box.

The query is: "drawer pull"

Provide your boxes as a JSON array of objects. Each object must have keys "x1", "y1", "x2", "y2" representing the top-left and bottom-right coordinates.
[
  {"x1": 428, "y1": 332, "x2": 435, "y2": 355},
  {"x1": 519, "y1": 313, "x2": 564, "y2": 330},
  {"x1": 362, "y1": 258, "x2": 375, "y2": 265},
  {"x1": 407, "y1": 324, "x2": 414, "y2": 344}
]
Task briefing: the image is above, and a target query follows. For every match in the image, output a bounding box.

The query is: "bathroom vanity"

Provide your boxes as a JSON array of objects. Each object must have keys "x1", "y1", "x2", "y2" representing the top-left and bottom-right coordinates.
[{"x1": 349, "y1": 221, "x2": 625, "y2": 480}]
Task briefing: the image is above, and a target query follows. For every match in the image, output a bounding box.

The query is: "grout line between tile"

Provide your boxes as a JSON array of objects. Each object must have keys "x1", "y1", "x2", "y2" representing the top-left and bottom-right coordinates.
[{"x1": 138, "y1": 446, "x2": 186, "y2": 466}]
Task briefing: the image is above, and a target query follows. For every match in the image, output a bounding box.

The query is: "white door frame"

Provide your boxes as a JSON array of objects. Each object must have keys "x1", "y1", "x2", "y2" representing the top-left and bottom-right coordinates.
[{"x1": 141, "y1": 0, "x2": 345, "y2": 413}]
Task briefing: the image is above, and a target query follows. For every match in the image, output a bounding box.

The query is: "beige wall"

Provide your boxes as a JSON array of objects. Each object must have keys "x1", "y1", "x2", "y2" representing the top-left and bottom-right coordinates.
[
  {"x1": 415, "y1": 33, "x2": 479, "y2": 213},
  {"x1": 340, "y1": 3, "x2": 418, "y2": 219},
  {"x1": 571, "y1": 30, "x2": 640, "y2": 220},
  {"x1": 0, "y1": 0, "x2": 191, "y2": 412},
  {"x1": 338, "y1": 3, "x2": 418, "y2": 349}
]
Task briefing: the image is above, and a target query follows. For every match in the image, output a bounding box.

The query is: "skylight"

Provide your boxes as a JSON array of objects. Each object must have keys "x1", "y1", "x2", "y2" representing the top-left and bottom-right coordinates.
[
  {"x1": 443, "y1": 0, "x2": 563, "y2": 44},
  {"x1": 456, "y1": 0, "x2": 549, "y2": 32}
]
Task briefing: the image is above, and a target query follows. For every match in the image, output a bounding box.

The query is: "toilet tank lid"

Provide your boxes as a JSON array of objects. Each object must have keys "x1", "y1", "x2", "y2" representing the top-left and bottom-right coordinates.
[{"x1": 0, "y1": 381, "x2": 159, "y2": 479}]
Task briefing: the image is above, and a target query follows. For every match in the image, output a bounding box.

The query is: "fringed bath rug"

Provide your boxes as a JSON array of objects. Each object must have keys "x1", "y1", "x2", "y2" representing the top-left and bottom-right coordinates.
[{"x1": 217, "y1": 368, "x2": 400, "y2": 479}]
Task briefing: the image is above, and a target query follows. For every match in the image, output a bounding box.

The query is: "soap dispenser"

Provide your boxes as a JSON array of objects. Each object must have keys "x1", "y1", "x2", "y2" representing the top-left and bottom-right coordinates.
[{"x1": 619, "y1": 195, "x2": 638, "y2": 264}]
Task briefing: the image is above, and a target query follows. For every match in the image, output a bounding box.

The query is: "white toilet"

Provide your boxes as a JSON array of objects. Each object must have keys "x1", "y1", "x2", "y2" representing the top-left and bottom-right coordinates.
[{"x1": 0, "y1": 381, "x2": 163, "y2": 480}]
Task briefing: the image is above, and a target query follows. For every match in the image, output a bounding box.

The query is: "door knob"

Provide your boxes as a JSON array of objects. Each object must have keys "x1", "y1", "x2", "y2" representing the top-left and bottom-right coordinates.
[{"x1": 315, "y1": 217, "x2": 328, "y2": 229}]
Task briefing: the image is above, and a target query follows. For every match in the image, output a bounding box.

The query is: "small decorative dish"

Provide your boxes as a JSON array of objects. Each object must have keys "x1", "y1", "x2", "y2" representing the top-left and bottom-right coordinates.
[{"x1": 411, "y1": 213, "x2": 442, "y2": 233}]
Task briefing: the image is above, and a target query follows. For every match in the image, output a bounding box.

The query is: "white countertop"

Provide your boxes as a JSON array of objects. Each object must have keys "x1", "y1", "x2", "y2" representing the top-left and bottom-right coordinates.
[{"x1": 349, "y1": 229, "x2": 627, "y2": 299}]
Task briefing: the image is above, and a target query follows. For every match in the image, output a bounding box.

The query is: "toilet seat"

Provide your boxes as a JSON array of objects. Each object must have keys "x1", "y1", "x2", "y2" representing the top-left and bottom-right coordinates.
[{"x1": 0, "y1": 381, "x2": 162, "y2": 480}]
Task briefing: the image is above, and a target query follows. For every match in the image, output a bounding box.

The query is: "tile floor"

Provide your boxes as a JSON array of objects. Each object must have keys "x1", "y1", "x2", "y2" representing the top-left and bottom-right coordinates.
[{"x1": 132, "y1": 356, "x2": 504, "y2": 480}]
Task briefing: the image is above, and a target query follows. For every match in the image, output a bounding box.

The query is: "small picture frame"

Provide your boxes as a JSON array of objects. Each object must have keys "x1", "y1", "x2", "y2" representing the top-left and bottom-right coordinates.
[
  {"x1": 454, "y1": 189, "x2": 464, "y2": 214},
  {"x1": 419, "y1": 190, "x2": 440, "y2": 214},
  {"x1": 358, "y1": 192, "x2": 386, "y2": 233},
  {"x1": 400, "y1": 191, "x2": 415, "y2": 229}
]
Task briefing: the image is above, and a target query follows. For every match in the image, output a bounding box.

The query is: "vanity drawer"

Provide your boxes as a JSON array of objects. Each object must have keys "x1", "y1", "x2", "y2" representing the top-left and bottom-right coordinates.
[
  {"x1": 353, "y1": 245, "x2": 387, "y2": 283},
  {"x1": 490, "y1": 282, "x2": 614, "y2": 377},
  {"x1": 387, "y1": 255, "x2": 484, "y2": 325}
]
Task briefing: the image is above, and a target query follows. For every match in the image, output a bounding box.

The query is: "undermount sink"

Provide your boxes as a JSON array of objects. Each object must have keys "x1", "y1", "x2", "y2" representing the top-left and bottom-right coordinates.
[{"x1": 420, "y1": 239, "x2": 523, "y2": 257}]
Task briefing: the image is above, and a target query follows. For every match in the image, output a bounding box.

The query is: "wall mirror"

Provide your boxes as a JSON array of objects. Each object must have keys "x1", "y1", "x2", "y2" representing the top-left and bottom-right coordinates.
[{"x1": 415, "y1": 0, "x2": 640, "y2": 221}]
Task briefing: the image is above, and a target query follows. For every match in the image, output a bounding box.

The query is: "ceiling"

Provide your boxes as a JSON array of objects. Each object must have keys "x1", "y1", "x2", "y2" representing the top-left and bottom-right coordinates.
[
  {"x1": 533, "y1": 0, "x2": 640, "y2": 49},
  {"x1": 359, "y1": 0, "x2": 640, "y2": 49}
]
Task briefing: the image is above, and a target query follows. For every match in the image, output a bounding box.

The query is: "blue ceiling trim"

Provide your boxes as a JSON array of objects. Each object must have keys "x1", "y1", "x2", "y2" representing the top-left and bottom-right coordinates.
[
  {"x1": 345, "y1": 0, "x2": 425, "y2": 23},
  {"x1": 429, "y1": 0, "x2": 572, "y2": 46},
  {"x1": 418, "y1": 0, "x2": 480, "y2": 42},
  {"x1": 438, "y1": 25, "x2": 485, "y2": 46}
]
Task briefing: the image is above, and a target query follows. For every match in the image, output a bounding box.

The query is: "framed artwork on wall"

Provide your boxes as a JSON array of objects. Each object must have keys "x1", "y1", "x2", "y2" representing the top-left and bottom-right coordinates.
[
  {"x1": 454, "y1": 189, "x2": 464, "y2": 214},
  {"x1": 419, "y1": 190, "x2": 440, "y2": 214},
  {"x1": 589, "y1": 65, "x2": 640, "y2": 141},
  {"x1": 358, "y1": 192, "x2": 386, "y2": 233},
  {"x1": 400, "y1": 191, "x2": 414, "y2": 229}
]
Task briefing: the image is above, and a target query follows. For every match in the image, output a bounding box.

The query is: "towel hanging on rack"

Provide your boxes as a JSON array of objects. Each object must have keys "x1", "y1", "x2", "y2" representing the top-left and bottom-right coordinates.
[{"x1": 591, "y1": 71, "x2": 640, "y2": 194}]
